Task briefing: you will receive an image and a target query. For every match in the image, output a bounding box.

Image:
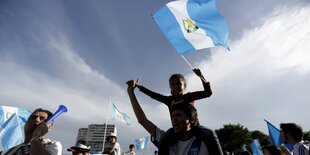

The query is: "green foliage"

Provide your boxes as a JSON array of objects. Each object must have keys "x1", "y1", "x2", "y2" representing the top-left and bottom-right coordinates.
[
  {"x1": 250, "y1": 130, "x2": 270, "y2": 147},
  {"x1": 215, "y1": 123, "x2": 310, "y2": 154},
  {"x1": 215, "y1": 124, "x2": 270, "y2": 154},
  {"x1": 215, "y1": 123, "x2": 253, "y2": 153},
  {"x1": 303, "y1": 130, "x2": 310, "y2": 141}
]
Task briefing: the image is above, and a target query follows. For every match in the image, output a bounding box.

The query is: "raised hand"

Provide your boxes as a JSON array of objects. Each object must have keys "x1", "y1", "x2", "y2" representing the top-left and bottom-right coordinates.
[
  {"x1": 193, "y1": 68, "x2": 202, "y2": 77},
  {"x1": 32, "y1": 122, "x2": 49, "y2": 139}
]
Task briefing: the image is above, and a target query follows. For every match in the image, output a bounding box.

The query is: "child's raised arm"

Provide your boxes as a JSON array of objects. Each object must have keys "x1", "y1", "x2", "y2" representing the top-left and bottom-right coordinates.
[
  {"x1": 135, "y1": 79, "x2": 169, "y2": 104},
  {"x1": 193, "y1": 68, "x2": 212, "y2": 95}
]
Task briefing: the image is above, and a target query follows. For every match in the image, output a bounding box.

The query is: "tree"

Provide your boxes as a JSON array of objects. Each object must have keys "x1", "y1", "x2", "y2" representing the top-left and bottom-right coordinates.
[
  {"x1": 250, "y1": 130, "x2": 270, "y2": 147},
  {"x1": 216, "y1": 123, "x2": 253, "y2": 154},
  {"x1": 303, "y1": 130, "x2": 310, "y2": 141}
]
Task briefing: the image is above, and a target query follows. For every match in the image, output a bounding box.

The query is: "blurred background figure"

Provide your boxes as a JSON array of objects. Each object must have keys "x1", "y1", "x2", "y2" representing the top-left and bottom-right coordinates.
[
  {"x1": 154, "y1": 150, "x2": 158, "y2": 155},
  {"x1": 103, "y1": 133, "x2": 122, "y2": 155},
  {"x1": 125, "y1": 144, "x2": 135, "y2": 155},
  {"x1": 280, "y1": 123, "x2": 309, "y2": 155},
  {"x1": 67, "y1": 140, "x2": 90, "y2": 155}
]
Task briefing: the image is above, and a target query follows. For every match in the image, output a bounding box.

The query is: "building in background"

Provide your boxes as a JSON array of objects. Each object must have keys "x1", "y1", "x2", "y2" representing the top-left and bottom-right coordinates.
[
  {"x1": 76, "y1": 124, "x2": 116, "y2": 154},
  {"x1": 76, "y1": 128, "x2": 88, "y2": 142}
]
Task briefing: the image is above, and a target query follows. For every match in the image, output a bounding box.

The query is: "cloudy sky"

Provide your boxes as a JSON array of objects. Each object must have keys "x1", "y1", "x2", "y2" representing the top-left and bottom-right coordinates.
[{"x1": 0, "y1": 0, "x2": 309, "y2": 154}]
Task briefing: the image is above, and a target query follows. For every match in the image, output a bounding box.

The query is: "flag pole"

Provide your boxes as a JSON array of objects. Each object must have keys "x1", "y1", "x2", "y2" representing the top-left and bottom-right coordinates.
[
  {"x1": 181, "y1": 55, "x2": 209, "y2": 83},
  {"x1": 181, "y1": 55, "x2": 194, "y2": 70},
  {"x1": 102, "y1": 97, "x2": 111, "y2": 153}
]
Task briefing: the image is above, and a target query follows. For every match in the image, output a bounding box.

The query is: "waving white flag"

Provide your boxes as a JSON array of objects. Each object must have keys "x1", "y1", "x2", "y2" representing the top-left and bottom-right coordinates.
[{"x1": 108, "y1": 101, "x2": 131, "y2": 125}]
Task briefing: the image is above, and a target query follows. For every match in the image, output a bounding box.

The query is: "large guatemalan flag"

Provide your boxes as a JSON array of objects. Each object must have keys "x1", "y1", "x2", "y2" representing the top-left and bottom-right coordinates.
[
  {"x1": 0, "y1": 105, "x2": 31, "y2": 151},
  {"x1": 153, "y1": 0, "x2": 229, "y2": 55}
]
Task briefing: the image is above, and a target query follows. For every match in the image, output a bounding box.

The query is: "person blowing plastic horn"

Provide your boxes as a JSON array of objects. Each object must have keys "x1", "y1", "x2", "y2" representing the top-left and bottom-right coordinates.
[{"x1": 3, "y1": 105, "x2": 67, "y2": 155}]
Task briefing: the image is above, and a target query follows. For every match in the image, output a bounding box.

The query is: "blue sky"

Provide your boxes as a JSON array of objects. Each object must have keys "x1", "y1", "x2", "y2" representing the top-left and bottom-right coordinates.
[{"x1": 1, "y1": 0, "x2": 310, "y2": 154}]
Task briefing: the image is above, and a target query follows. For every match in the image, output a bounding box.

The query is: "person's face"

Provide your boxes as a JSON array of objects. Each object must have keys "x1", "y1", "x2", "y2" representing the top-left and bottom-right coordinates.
[
  {"x1": 169, "y1": 78, "x2": 185, "y2": 96},
  {"x1": 171, "y1": 109, "x2": 191, "y2": 133},
  {"x1": 24, "y1": 111, "x2": 49, "y2": 133},
  {"x1": 108, "y1": 136, "x2": 116, "y2": 143},
  {"x1": 130, "y1": 146, "x2": 135, "y2": 151},
  {"x1": 280, "y1": 130, "x2": 288, "y2": 144}
]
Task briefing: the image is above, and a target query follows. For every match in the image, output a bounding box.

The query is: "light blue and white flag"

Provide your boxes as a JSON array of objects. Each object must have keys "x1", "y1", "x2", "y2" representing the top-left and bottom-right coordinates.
[
  {"x1": 242, "y1": 144, "x2": 247, "y2": 151},
  {"x1": 134, "y1": 136, "x2": 149, "y2": 150},
  {"x1": 108, "y1": 102, "x2": 131, "y2": 125},
  {"x1": 0, "y1": 113, "x2": 24, "y2": 151},
  {"x1": 250, "y1": 139, "x2": 263, "y2": 155},
  {"x1": 0, "y1": 106, "x2": 31, "y2": 127},
  {"x1": 0, "y1": 106, "x2": 31, "y2": 151},
  {"x1": 153, "y1": 0, "x2": 229, "y2": 55}
]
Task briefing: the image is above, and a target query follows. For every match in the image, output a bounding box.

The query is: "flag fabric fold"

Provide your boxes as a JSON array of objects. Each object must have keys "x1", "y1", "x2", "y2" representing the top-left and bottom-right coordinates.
[
  {"x1": 134, "y1": 136, "x2": 149, "y2": 150},
  {"x1": 264, "y1": 119, "x2": 283, "y2": 146},
  {"x1": 242, "y1": 144, "x2": 247, "y2": 151},
  {"x1": 250, "y1": 139, "x2": 263, "y2": 155},
  {"x1": 153, "y1": 0, "x2": 229, "y2": 55},
  {"x1": 0, "y1": 105, "x2": 31, "y2": 151},
  {"x1": 0, "y1": 113, "x2": 24, "y2": 151},
  {"x1": 0, "y1": 106, "x2": 31, "y2": 126},
  {"x1": 108, "y1": 102, "x2": 131, "y2": 125}
]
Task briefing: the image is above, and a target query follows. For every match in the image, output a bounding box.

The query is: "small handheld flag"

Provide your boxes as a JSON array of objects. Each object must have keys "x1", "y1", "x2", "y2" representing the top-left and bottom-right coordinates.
[
  {"x1": 264, "y1": 119, "x2": 282, "y2": 146},
  {"x1": 250, "y1": 139, "x2": 263, "y2": 155},
  {"x1": 134, "y1": 136, "x2": 149, "y2": 150},
  {"x1": 108, "y1": 101, "x2": 131, "y2": 125}
]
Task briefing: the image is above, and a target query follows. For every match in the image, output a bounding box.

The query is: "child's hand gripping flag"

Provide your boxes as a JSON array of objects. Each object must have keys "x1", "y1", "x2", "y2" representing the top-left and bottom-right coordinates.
[{"x1": 153, "y1": 0, "x2": 229, "y2": 55}]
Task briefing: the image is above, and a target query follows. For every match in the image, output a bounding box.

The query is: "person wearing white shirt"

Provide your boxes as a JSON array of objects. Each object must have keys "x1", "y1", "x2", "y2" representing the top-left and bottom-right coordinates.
[
  {"x1": 280, "y1": 123, "x2": 309, "y2": 155},
  {"x1": 3, "y1": 108, "x2": 62, "y2": 155}
]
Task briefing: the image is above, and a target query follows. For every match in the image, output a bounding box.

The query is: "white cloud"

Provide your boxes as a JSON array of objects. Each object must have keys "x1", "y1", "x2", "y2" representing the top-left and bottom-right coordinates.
[{"x1": 0, "y1": 30, "x2": 133, "y2": 151}]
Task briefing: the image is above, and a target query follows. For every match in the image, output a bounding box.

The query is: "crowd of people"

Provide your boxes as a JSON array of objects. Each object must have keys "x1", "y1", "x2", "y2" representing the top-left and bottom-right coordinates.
[{"x1": 2, "y1": 69, "x2": 309, "y2": 155}]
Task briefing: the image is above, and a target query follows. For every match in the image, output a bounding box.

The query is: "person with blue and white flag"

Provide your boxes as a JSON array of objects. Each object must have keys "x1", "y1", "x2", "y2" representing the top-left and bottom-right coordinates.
[
  {"x1": 127, "y1": 80, "x2": 224, "y2": 155},
  {"x1": 3, "y1": 108, "x2": 62, "y2": 155}
]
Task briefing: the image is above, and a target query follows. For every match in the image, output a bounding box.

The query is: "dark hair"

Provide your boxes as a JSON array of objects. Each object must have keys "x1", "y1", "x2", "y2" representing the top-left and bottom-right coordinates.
[
  {"x1": 31, "y1": 108, "x2": 53, "y2": 118},
  {"x1": 129, "y1": 144, "x2": 135, "y2": 149},
  {"x1": 77, "y1": 140, "x2": 87, "y2": 145},
  {"x1": 28, "y1": 108, "x2": 53, "y2": 126},
  {"x1": 280, "y1": 123, "x2": 303, "y2": 141},
  {"x1": 171, "y1": 103, "x2": 198, "y2": 127},
  {"x1": 30, "y1": 108, "x2": 54, "y2": 125},
  {"x1": 263, "y1": 145, "x2": 281, "y2": 155},
  {"x1": 169, "y1": 74, "x2": 186, "y2": 88}
]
